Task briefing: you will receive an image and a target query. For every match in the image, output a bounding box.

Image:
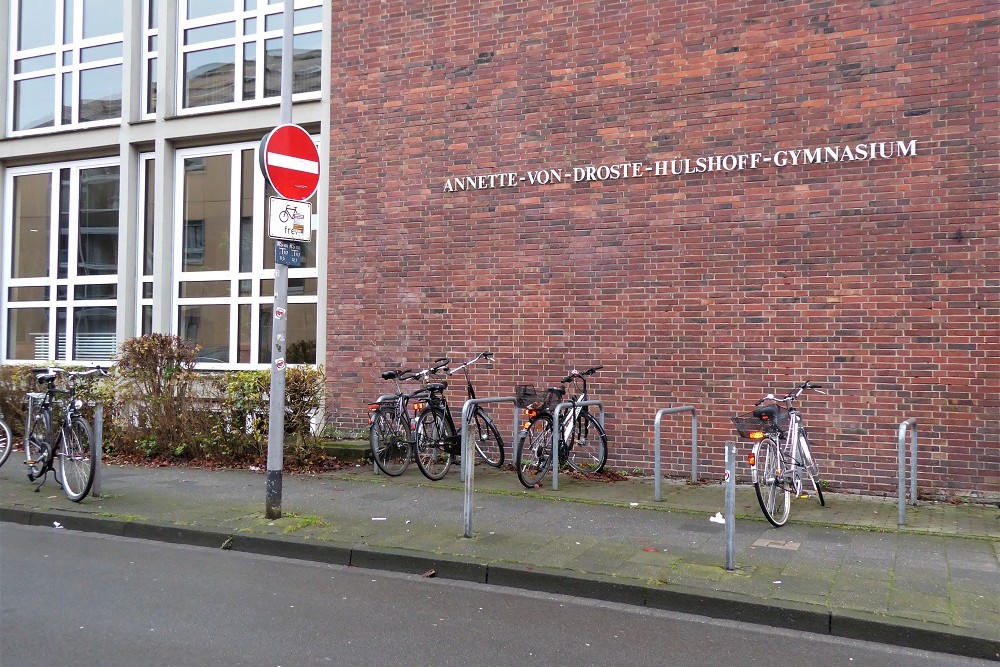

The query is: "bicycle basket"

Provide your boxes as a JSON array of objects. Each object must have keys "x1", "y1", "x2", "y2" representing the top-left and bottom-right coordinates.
[
  {"x1": 731, "y1": 413, "x2": 770, "y2": 438},
  {"x1": 515, "y1": 385, "x2": 564, "y2": 411},
  {"x1": 514, "y1": 385, "x2": 543, "y2": 409}
]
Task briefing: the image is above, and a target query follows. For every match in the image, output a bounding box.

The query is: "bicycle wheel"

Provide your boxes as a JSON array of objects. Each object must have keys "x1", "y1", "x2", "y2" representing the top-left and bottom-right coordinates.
[
  {"x1": 471, "y1": 409, "x2": 504, "y2": 468},
  {"x1": 798, "y1": 429, "x2": 825, "y2": 507},
  {"x1": 369, "y1": 409, "x2": 411, "y2": 476},
  {"x1": 565, "y1": 410, "x2": 607, "y2": 474},
  {"x1": 59, "y1": 417, "x2": 95, "y2": 502},
  {"x1": 25, "y1": 411, "x2": 50, "y2": 477},
  {"x1": 414, "y1": 407, "x2": 454, "y2": 481},
  {"x1": 515, "y1": 414, "x2": 553, "y2": 488},
  {"x1": 0, "y1": 418, "x2": 12, "y2": 468},
  {"x1": 754, "y1": 437, "x2": 790, "y2": 527}
]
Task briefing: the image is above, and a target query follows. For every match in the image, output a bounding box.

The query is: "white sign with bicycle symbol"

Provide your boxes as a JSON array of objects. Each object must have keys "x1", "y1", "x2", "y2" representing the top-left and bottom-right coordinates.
[{"x1": 268, "y1": 197, "x2": 312, "y2": 242}]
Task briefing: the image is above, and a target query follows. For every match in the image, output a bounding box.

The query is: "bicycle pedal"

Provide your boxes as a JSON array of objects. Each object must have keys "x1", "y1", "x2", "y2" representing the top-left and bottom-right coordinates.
[
  {"x1": 25, "y1": 460, "x2": 36, "y2": 466},
  {"x1": 798, "y1": 493, "x2": 811, "y2": 499}
]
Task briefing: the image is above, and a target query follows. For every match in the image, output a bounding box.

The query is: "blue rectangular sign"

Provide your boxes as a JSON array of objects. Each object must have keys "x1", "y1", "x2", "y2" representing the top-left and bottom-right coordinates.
[{"x1": 274, "y1": 240, "x2": 303, "y2": 268}]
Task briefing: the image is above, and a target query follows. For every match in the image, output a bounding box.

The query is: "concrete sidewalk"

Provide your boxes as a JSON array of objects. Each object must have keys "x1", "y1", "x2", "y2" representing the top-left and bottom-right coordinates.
[{"x1": 1, "y1": 458, "x2": 997, "y2": 661}]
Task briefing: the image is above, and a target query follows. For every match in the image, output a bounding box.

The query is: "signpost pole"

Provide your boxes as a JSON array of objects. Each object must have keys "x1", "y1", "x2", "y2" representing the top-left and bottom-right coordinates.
[{"x1": 265, "y1": 1, "x2": 295, "y2": 520}]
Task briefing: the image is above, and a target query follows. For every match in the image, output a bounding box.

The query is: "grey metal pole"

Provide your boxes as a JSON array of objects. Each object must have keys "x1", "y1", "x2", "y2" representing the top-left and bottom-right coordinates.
[
  {"x1": 724, "y1": 441, "x2": 736, "y2": 571},
  {"x1": 897, "y1": 418, "x2": 917, "y2": 525},
  {"x1": 462, "y1": 397, "x2": 517, "y2": 538},
  {"x1": 265, "y1": 1, "x2": 295, "y2": 520},
  {"x1": 92, "y1": 403, "x2": 103, "y2": 497},
  {"x1": 550, "y1": 400, "x2": 604, "y2": 491}
]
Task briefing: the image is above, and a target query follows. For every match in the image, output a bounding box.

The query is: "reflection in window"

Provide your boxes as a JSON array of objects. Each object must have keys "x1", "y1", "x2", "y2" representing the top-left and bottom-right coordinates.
[
  {"x1": 11, "y1": 174, "x2": 52, "y2": 279},
  {"x1": 10, "y1": 0, "x2": 123, "y2": 132},
  {"x1": 179, "y1": 304, "x2": 230, "y2": 363},
  {"x1": 180, "y1": 0, "x2": 322, "y2": 111},
  {"x1": 79, "y1": 65, "x2": 123, "y2": 121},
  {"x1": 3, "y1": 162, "x2": 119, "y2": 362},
  {"x1": 183, "y1": 154, "x2": 231, "y2": 271}
]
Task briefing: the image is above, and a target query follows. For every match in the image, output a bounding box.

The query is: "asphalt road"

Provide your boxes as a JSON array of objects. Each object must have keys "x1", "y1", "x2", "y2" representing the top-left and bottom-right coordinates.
[{"x1": 0, "y1": 524, "x2": 988, "y2": 667}]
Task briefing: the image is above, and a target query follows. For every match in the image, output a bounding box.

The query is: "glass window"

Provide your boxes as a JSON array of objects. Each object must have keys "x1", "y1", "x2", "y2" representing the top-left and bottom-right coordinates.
[
  {"x1": 11, "y1": 174, "x2": 52, "y2": 279},
  {"x1": 184, "y1": 46, "x2": 236, "y2": 107},
  {"x1": 78, "y1": 65, "x2": 123, "y2": 122},
  {"x1": 187, "y1": 0, "x2": 235, "y2": 20},
  {"x1": 82, "y1": 0, "x2": 122, "y2": 39},
  {"x1": 18, "y1": 0, "x2": 57, "y2": 50},
  {"x1": 178, "y1": 0, "x2": 322, "y2": 112},
  {"x1": 9, "y1": 0, "x2": 123, "y2": 133},
  {"x1": 14, "y1": 77, "x2": 56, "y2": 131},
  {"x1": 4, "y1": 161, "x2": 120, "y2": 363},
  {"x1": 174, "y1": 143, "x2": 318, "y2": 368}
]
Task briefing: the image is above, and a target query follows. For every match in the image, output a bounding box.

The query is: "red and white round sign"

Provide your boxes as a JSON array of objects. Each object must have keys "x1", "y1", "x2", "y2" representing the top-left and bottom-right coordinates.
[{"x1": 258, "y1": 124, "x2": 320, "y2": 201}]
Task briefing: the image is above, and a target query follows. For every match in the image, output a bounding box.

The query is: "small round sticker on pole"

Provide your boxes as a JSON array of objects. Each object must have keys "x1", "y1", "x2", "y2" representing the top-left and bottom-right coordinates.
[
  {"x1": 274, "y1": 307, "x2": 286, "y2": 320},
  {"x1": 724, "y1": 470, "x2": 731, "y2": 483},
  {"x1": 275, "y1": 358, "x2": 286, "y2": 370}
]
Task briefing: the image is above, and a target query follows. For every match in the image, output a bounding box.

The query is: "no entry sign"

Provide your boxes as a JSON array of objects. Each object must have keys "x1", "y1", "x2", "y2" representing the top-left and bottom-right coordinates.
[{"x1": 259, "y1": 124, "x2": 320, "y2": 201}]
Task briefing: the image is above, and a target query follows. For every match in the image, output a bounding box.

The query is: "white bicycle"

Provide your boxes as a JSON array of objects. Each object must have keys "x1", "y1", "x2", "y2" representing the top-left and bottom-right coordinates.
[{"x1": 733, "y1": 381, "x2": 827, "y2": 527}]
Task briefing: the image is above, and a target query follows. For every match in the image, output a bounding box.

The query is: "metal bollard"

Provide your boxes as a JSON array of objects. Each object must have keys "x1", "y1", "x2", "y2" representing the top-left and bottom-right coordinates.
[
  {"x1": 724, "y1": 441, "x2": 736, "y2": 571},
  {"x1": 93, "y1": 402, "x2": 103, "y2": 497}
]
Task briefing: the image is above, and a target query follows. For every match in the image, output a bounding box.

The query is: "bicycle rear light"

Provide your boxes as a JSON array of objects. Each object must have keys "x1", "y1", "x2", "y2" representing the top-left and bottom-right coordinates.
[
  {"x1": 747, "y1": 452, "x2": 756, "y2": 467},
  {"x1": 524, "y1": 408, "x2": 538, "y2": 419},
  {"x1": 749, "y1": 430, "x2": 765, "y2": 440},
  {"x1": 412, "y1": 401, "x2": 426, "y2": 412},
  {"x1": 368, "y1": 403, "x2": 379, "y2": 412}
]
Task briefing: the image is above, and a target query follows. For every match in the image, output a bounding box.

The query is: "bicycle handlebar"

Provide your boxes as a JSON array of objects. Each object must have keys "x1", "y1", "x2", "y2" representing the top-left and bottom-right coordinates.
[
  {"x1": 754, "y1": 380, "x2": 825, "y2": 406},
  {"x1": 561, "y1": 365, "x2": 602, "y2": 383}
]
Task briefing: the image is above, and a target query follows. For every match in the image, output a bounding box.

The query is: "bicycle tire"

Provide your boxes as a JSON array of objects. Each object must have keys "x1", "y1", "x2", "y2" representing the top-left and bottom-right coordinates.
[
  {"x1": 369, "y1": 409, "x2": 411, "y2": 476},
  {"x1": 0, "y1": 418, "x2": 12, "y2": 468},
  {"x1": 754, "y1": 437, "x2": 790, "y2": 527},
  {"x1": 471, "y1": 409, "x2": 504, "y2": 468},
  {"x1": 798, "y1": 429, "x2": 825, "y2": 507},
  {"x1": 25, "y1": 411, "x2": 50, "y2": 477},
  {"x1": 515, "y1": 414, "x2": 553, "y2": 488},
  {"x1": 565, "y1": 410, "x2": 607, "y2": 474},
  {"x1": 59, "y1": 417, "x2": 95, "y2": 502},
  {"x1": 414, "y1": 407, "x2": 454, "y2": 481}
]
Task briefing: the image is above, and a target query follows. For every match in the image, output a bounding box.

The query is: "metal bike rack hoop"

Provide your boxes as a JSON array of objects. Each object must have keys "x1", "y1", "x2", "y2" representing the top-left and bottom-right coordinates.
[
  {"x1": 653, "y1": 405, "x2": 699, "y2": 501},
  {"x1": 460, "y1": 396, "x2": 517, "y2": 538},
  {"x1": 550, "y1": 400, "x2": 605, "y2": 492},
  {"x1": 897, "y1": 418, "x2": 918, "y2": 526}
]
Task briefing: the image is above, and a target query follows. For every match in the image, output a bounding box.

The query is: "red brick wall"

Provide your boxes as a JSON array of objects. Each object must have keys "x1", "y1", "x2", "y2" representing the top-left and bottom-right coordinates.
[{"x1": 327, "y1": 1, "x2": 999, "y2": 498}]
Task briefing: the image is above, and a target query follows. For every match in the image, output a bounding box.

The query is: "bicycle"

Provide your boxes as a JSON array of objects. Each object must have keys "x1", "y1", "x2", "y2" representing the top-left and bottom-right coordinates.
[
  {"x1": 24, "y1": 366, "x2": 108, "y2": 502},
  {"x1": 732, "y1": 380, "x2": 827, "y2": 527},
  {"x1": 411, "y1": 351, "x2": 506, "y2": 481},
  {"x1": 367, "y1": 366, "x2": 431, "y2": 476},
  {"x1": 0, "y1": 410, "x2": 12, "y2": 469},
  {"x1": 513, "y1": 365, "x2": 608, "y2": 489}
]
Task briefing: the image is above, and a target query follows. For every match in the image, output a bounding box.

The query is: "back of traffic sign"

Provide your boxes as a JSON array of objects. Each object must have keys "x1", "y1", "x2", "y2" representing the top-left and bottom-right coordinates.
[{"x1": 259, "y1": 124, "x2": 320, "y2": 201}]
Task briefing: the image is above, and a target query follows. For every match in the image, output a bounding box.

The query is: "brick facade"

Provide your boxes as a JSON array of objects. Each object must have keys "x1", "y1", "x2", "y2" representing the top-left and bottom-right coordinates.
[{"x1": 327, "y1": 1, "x2": 999, "y2": 498}]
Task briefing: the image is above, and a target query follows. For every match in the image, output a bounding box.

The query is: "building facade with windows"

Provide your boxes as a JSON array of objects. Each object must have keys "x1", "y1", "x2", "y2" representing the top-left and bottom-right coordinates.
[{"x1": 1, "y1": 0, "x2": 328, "y2": 369}]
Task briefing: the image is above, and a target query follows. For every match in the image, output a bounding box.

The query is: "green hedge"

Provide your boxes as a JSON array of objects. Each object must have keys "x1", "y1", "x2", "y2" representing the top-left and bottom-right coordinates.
[{"x1": 1, "y1": 334, "x2": 327, "y2": 468}]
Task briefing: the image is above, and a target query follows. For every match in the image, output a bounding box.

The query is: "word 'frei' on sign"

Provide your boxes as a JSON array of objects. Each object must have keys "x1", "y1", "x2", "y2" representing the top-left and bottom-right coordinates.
[{"x1": 442, "y1": 140, "x2": 917, "y2": 192}]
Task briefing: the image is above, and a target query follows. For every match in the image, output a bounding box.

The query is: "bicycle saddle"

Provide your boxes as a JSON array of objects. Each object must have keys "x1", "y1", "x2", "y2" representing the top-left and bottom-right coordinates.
[{"x1": 427, "y1": 381, "x2": 447, "y2": 392}]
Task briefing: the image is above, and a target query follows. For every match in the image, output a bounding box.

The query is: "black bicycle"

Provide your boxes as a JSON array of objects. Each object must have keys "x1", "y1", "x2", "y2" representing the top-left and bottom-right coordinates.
[
  {"x1": 412, "y1": 352, "x2": 506, "y2": 481},
  {"x1": 367, "y1": 366, "x2": 433, "y2": 476},
  {"x1": 514, "y1": 365, "x2": 608, "y2": 488},
  {"x1": 24, "y1": 366, "x2": 107, "y2": 502}
]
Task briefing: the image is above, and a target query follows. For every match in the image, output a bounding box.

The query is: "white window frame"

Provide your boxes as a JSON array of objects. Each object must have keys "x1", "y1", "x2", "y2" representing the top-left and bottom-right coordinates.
[
  {"x1": 172, "y1": 141, "x2": 318, "y2": 369},
  {"x1": 7, "y1": 0, "x2": 124, "y2": 135},
  {"x1": 176, "y1": 0, "x2": 322, "y2": 115},
  {"x1": 2, "y1": 158, "x2": 121, "y2": 364}
]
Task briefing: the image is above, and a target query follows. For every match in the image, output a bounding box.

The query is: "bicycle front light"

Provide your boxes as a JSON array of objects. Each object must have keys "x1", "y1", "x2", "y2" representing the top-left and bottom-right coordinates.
[{"x1": 71, "y1": 398, "x2": 85, "y2": 411}]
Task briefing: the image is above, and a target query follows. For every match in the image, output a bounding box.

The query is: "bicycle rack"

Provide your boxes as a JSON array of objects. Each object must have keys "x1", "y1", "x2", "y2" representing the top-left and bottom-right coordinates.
[
  {"x1": 550, "y1": 400, "x2": 606, "y2": 492},
  {"x1": 897, "y1": 417, "x2": 918, "y2": 526},
  {"x1": 652, "y1": 405, "x2": 699, "y2": 501},
  {"x1": 459, "y1": 395, "x2": 518, "y2": 538}
]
